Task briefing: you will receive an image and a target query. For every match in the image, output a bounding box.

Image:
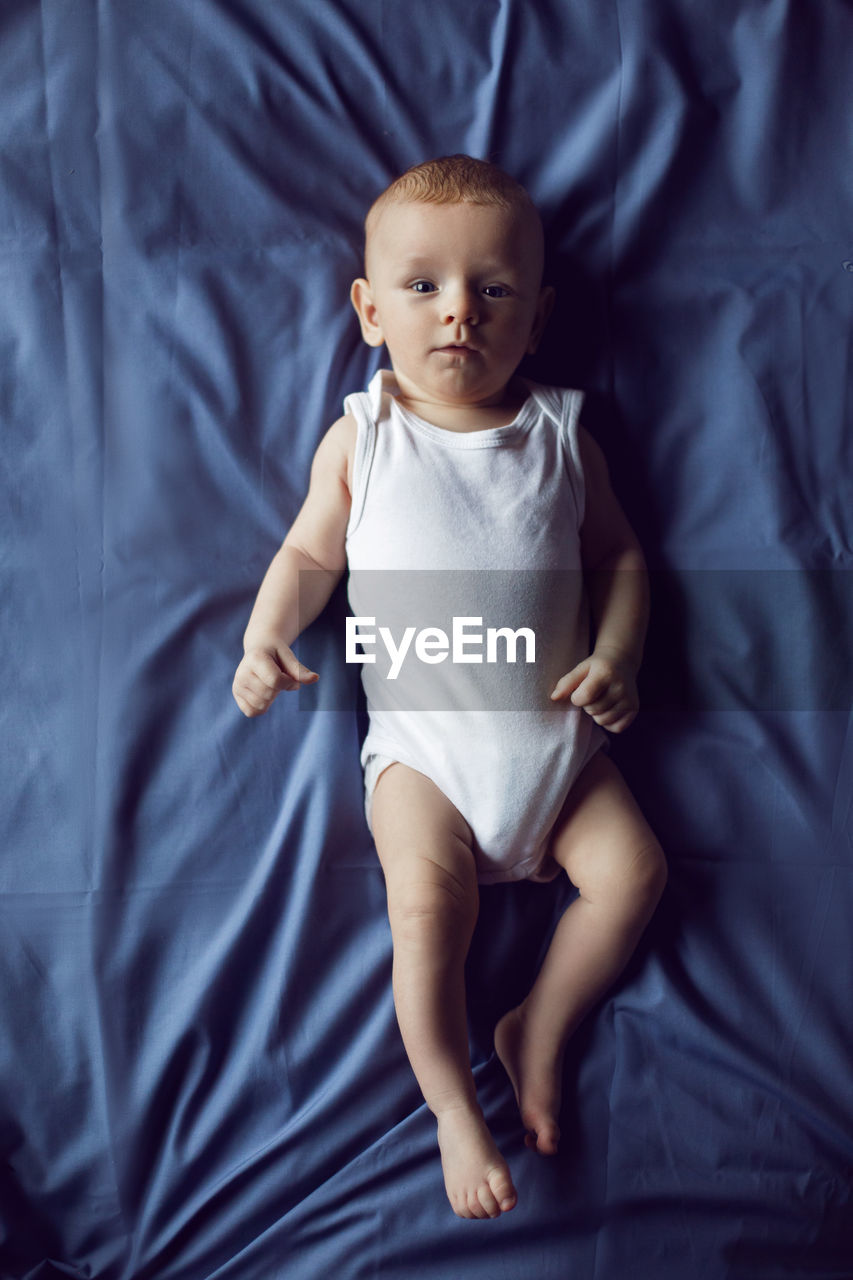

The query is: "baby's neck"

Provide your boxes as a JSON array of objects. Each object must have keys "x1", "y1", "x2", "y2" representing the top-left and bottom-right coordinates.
[{"x1": 394, "y1": 383, "x2": 527, "y2": 434}]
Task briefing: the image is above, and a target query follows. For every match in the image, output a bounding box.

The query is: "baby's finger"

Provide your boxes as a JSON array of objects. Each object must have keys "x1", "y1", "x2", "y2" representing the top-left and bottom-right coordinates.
[
  {"x1": 590, "y1": 702, "x2": 624, "y2": 725},
  {"x1": 550, "y1": 662, "x2": 589, "y2": 701},
  {"x1": 249, "y1": 652, "x2": 292, "y2": 691},
  {"x1": 233, "y1": 686, "x2": 268, "y2": 717},
  {"x1": 250, "y1": 652, "x2": 316, "y2": 693},
  {"x1": 581, "y1": 690, "x2": 620, "y2": 717},
  {"x1": 570, "y1": 672, "x2": 612, "y2": 708},
  {"x1": 595, "y1": 704, "x2": 636, "y2": 733},
  {"x1": 276, "y1": 653, "x2": 319, "y2": 687}
]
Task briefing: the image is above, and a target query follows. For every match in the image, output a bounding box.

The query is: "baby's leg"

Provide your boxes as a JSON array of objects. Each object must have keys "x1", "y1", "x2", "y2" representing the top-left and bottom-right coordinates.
[
  {"x1": 495, "y1": 752, "x2": 667, "y2": 1155},
  {"x1": 371, "y1": 762, "x2": 517, "y2": 1220}
]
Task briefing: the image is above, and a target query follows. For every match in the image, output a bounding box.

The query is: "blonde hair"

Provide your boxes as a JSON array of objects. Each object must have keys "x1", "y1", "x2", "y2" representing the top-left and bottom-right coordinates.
[{"x1": 363, "y1": 155, "x2": 542, "y2": 265}]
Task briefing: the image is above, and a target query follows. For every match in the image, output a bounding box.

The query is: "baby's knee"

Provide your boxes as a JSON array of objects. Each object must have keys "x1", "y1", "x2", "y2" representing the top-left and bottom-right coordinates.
[
  {"x1": 575, "y1": 838, "x2": 666, "y2": 917},
  {"x1": 388, "y1": 862, "x2": 479, "y2": 948},
  {"x1": 629, "y1": 841, "x2": 667, "y2": 910},
  {"x1": 605, "y1": 841, "x2": 667, "y2": 929}
]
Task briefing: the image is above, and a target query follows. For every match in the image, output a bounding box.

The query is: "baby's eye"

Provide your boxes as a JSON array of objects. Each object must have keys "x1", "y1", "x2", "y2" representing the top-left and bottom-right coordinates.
[
  {"x1": 483, "y1": 285, "x2": 510, "y2": 298},
  {"x1": 410, "y1": 280, "x2": 437, "y2": 294}
]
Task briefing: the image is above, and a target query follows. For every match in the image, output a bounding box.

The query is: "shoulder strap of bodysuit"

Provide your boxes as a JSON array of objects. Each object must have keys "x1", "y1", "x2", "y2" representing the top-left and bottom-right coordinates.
[
  {"x1": 342, "y1": 370, "x2": 385, "y2": 538},
  {"x1": 525, "y1": 382, "x2": 586, "y2": 531},
  {"x1": 560, "y1": 387, "x2": 586, "y2": 532}
]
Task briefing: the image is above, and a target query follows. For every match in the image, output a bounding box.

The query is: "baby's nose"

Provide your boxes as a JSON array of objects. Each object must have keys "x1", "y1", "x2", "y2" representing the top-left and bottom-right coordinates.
[{"x1": 442, "y1": 285, "x2": 479, "y2": 324}]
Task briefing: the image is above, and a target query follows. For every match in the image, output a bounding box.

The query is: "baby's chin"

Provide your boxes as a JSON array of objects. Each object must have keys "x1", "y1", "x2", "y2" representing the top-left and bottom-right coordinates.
[{"x1": 393, "y1": 364, "x2": 520, "y2": 411}]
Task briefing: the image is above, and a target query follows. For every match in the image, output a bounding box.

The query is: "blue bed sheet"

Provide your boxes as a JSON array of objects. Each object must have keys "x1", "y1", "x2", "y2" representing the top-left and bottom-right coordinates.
[{"x1": 2, "y1": 2, "x2": 851, "y2": 1276}]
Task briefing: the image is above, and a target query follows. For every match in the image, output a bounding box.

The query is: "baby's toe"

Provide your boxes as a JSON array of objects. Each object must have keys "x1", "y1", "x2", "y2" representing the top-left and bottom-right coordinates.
[
  {"x1": 524, "y1": 1116, "x2": 560, "y2": 1156},
  {"x1": 469, "y1": 1186, "x2": 494, "y2": 1218},
  {"x1": 538, "y1": 1126, "x2": 560, "y2": 1156},
  {"x1": 474, "y1": 1179, "x2": 503, "y2": 1219},
  {"x1": 450, "y1": 1190, "x2": 479, "y2": 1220},
  {"x1": 486, "y1": 1168, "x2": 517, "y2": 1214}
]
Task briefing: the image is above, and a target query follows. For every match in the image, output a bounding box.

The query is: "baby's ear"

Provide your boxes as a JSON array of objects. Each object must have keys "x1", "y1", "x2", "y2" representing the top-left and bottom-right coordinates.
[
  {"x1": 350, "y1": 278, "x2": 385, "y2": 348},
  {"x1": 527, "y1": 285, "x2": 556, "y2": 354}
]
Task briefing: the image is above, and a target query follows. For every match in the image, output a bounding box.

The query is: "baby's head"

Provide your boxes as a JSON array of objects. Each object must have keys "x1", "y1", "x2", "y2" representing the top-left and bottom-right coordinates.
[
  {"x1": 362, "y1": 155, "x2": 545, "y2": 280},
  {"x1": 351, "y1": 156, "x2": 554, "y2": 410}
]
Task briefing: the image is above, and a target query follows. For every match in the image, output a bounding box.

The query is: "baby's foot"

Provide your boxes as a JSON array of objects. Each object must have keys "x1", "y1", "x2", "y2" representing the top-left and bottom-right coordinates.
[
  {"x1": 435, "y1": 1104, "x2": 517, "y2": 1219},
  {"x1": 494, "y1": 1007, "x2": 562, "y2": 1156}
]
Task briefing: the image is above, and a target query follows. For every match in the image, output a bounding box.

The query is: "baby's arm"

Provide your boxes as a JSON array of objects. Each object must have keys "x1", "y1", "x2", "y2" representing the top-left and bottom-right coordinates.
[
  {"x1": 550, "y1": 427, "x2": 649, "y2": 733},
  {"x1": 232, "y1": 415, "x2": 355, "y2": 718}
]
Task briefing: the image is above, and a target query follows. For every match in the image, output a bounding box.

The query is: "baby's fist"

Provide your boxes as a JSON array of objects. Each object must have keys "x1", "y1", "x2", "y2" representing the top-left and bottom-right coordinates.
[
  {"x1": 232, "y1": 646, "x2": 318, "y2": 718},
  {"x1": 550, "y1": 649, "x2": 639, "y2": 733}
]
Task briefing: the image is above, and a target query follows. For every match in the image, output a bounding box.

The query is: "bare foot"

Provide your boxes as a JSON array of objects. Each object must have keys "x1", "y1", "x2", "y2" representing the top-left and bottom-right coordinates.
[
  {"x1": 494, "y1": 1007, "x2": 563, "y2": 1155},
  {"x1": 435, "y1": 1104, "x2": 518, "y2": 1219}
]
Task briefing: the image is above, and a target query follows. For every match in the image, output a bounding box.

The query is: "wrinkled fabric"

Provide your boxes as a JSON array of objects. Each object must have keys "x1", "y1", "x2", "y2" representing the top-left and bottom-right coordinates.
[{"x1": 1, "y1": 2, "x2": 851, "y2": 1276}]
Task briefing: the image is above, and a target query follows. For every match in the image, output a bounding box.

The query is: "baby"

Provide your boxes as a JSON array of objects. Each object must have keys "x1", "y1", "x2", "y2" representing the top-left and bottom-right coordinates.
[{"x1": 232, "y1": 156, "x2": 667, "y2": 1221}]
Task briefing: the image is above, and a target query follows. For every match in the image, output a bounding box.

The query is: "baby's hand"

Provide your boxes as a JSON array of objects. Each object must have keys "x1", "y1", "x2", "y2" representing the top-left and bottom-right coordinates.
[
  {"x1": 232, "y1": 646, "x2": 318, "y2": 718},
  {"x1": 550, "y1": 647, "x2": 639, "y2": 733}
]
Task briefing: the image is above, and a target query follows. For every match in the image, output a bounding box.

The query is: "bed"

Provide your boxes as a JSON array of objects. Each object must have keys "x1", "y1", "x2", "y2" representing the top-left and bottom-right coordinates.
[{"x1": 2, "y1": 2, "x2": 851, "y2": 1276}]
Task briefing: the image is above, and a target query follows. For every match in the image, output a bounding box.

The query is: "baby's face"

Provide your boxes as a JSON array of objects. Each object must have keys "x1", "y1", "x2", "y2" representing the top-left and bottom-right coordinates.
[{"x1": 351, "y1": 200, "x2": 553, "y2": 410}]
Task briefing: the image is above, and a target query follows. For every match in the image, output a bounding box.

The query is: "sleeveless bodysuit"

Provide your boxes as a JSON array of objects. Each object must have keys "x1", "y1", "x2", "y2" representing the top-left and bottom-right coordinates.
[{"x1": 344, "y1": 369, "x2": 605, "y2": 884}]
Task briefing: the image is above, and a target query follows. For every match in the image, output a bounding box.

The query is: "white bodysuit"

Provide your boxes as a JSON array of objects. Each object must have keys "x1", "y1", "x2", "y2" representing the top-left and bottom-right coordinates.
[{"x1": 344, "y1": 369, "x2": 605, "y2": 884}]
